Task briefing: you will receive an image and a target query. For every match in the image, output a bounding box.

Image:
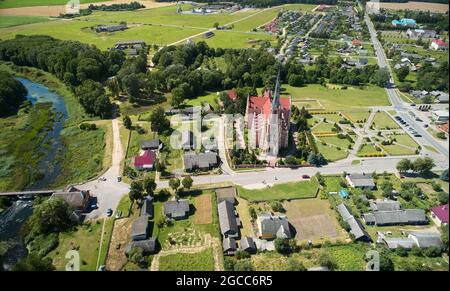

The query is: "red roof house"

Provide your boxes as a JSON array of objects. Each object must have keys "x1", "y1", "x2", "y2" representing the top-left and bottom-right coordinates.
[
  {"x1": 430, "y1": 39, "x2": 448, "y2": 50},
  {"x1": 227, "y1": 90, "x2": 237, "y2": 101},
  {"x1": 431, "y1": 204, "x2": 449, "y2": 226},
  {"x1": 133, "y1": 150, "x2": 156, "y2": 170},
  {"x1": 351, "y1": 39, "x2": 362, "y2": 47}
]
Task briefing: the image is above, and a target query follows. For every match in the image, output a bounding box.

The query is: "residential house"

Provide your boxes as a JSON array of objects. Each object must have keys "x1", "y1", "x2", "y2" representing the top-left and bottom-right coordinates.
[
  {"x1": 114, "y1": 40, "x2": 145, "y2": 50},
  {"x1": 430, "y1": 39, "x2": 448, "y2": 50},
  {"x1": 95, "y1": 24, "x2": 127, "y2": 33},
  {"x1": 131, "y1": 216, "x2": 149, "y2": 241},
  {"x1": 257, "y1": 213, "x2": 292, "y2": 240},
  {"x1": 140, "y1": 196, "x2": 154, "y2": 218},
  {"x1": 336, "y1": 203, "x2": 371, "y2": 241},
  {"x1": 378, "y1": 231, "x2": 442, "y2": 250},
  {"x1": 183, "y1": 151, "x2": 218, "y2": 172},
  {"x1": 406, "y1": 29, "x2": 436, "y2": 39},
  {"x1": 430, "y1": 204, "x2": 449, "y2": 226},
  {"x1": 369, "y1": 199, "x2": 401, "y2": 212},
  {"x1": 363, "y1": 209, "x2": 427, "y2": 226},
  {"x1": 240, "y1": 237, "x2": 256, "y2": 253},
  {"x1": 133, "y1": 150, "x2": 156, "y2": 170},
  {"x1": 163, "y1": 198, "x2": 190, "y2": 220},
  {"x1": 346, "y1": 173, "x2": 376, "y2": 189},
  {"x1": 351, "y1": 39, "x2": 362, "y2": 48},
  {"x1": 52, "y1": 186, "x2": 90, "y2": 212},
  {"x1": 125, "y1": 238, "x2": 156, "y2": 255},
  {"x1": 223, "y1": 237, "x2": 237, "y2": 255},
  {"x1": 218, "y1": 200, "x2": 239, "y2": 238},
  {"x1": 216, "y1": 187, "x2": 236, "y2": 204},
  {"x1": 140, "y1": 139, "x2": 162, "y2": 151}
]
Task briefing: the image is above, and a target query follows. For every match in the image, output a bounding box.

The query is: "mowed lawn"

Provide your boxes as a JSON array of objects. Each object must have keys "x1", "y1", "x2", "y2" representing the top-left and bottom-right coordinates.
[
  {"x1": 82, "y1": 4, "x2": 246, "y2": 28},
  {"x1": 283, "y1": 84, "x2": 390, "y2": 110},
  {"x1": 0, "y1": 0, "x2": 105, "y2": 9},
  {"x1": 0, "y1": 15, "x2": 49, "y2": 28},
  {"x1": 0, "y1": 20, "x2": 205, "y2": 50},
  {"x1": 158, "y1": 248, "x2": 215, "y2": 271},
  {"x1": 238, "y1": 178, "x2": 320, "y2": 202},
  {"x1": 371, "y1": 111, "x2": 400, "y2": 130},
  {"x1": 317, "y1": 142, "x2": 349, "y2": 162}
]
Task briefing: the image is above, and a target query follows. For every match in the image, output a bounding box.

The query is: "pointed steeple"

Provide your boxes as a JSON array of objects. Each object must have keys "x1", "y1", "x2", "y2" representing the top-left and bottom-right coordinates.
[{"x1": 272, "y1": 69, "x2": 281, "y2": 109}]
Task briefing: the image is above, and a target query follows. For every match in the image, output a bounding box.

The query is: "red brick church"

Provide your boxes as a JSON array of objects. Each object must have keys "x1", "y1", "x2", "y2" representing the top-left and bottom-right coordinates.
[{"x1": 245, "y1": 73, "x2": 291, "y2": 159}]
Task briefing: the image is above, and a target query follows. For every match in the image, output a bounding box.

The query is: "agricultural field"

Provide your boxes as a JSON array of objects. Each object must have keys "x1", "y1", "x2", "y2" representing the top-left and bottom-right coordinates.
[
  {"x1": 366, "y1": 1, "x2": 449, "y2": 13},
  {"x1": 0, "y1": 15, "x2": 49, "y2": 28},
  {"x1": 283, "y1": 84, "x2": 390, "y2": 110},
  {"x1": 0, "y1": 0, "x2": 105, "y2": 9},
  {"x1": 237, "y1": 178, "x2": 320, "y2": 202}
]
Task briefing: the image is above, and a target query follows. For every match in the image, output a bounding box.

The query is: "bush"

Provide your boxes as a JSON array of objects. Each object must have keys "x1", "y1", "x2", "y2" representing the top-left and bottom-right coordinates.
[
  {"x1": 424, "y1": 246, "x2": 442, "y2": 257},
  {"x1": 269, "y1": 201, "x2": 285, "y2": 213},
  {"x1": 79, "y1": 123, "x2": 97, "y2": 131},
  {"x1": 274, "y1": 238, "x2": 297, "y2": 254},
  {"x1": 396, "y1": 246, "x2": 408, "y2": 257}
]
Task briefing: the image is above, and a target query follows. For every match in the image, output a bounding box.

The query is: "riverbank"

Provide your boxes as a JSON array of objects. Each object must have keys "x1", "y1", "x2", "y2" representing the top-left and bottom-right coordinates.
[{"x1": 0, "y1": 61, "x2": 111, "y2": 188}]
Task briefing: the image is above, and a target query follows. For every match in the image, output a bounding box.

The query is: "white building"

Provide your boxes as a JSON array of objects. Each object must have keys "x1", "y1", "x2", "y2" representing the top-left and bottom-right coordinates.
[{"x1": 431, "y1": 110, "x2": 449, "y2": 124}]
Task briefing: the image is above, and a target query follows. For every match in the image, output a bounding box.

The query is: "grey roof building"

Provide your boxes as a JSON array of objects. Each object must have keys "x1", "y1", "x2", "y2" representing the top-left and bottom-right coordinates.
[
  {"x1": 52, "y1": 186, "x2": 90, "y2": 212},
  {"x1": 223, "y1": 237, "x2": 237, "y2": 254},
  {"x1": 218, "y1": 200, "x2": 239, "y2": 238},
  {"x1": 184, "y1": 151, "x2": 218, "y2": 171},
  {"x1": 346, "y1": 173, "x2": 375, "y2": 189},
  {"x1": 131, "y1": 216, "x2": 149, "y2": 241},
  {"x1": 140, "y1": 139, "x2": 161, "y2": 150},
  {"x1": 164, "y1": 199, "x2": 190, "y2": 220},
  {"x1": 216, "y1": 187, "x2": 236, "y2": 204},
  {"x1": 378, "y1": 231, "x2": 442, "y2": 250},
  {"x1": 363, "y1": 209, "x2": 427, "y2": 226},
  {"x1": 240, "y1": 237, "x2": 256, "y2": 253},
  {"x1": 369, "y1": 200, "x2": 401, "y2": 212},
  {"x1": 336, "y1": 203, "x2": 371, "y2": 241},
  {"x1": 257, "y1": 213, "x2": 292, "y2": 240},
  {"x1": 125, "y1": 238, "x2": 156, "y2": 255},
  {"x1": 409, "y1": 232, "x2": 443, "y2": 249},
  {"x1": 140, "y1": 196, "x2": 154, "y2": 218}
]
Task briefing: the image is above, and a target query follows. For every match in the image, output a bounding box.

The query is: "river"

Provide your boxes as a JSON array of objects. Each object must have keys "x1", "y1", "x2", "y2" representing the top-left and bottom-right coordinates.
[{"x1": 0, "y1": 78, "x2": 68, "y2": 270}]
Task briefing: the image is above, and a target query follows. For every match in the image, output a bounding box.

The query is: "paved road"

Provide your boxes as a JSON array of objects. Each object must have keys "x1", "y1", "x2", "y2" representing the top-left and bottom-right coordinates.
[
  {"x1": 365, "y1": 13, "x2": 449, "y2": 159},
  {"x1": 78, "y1": 119, "x2": 129, "y2": 219}
]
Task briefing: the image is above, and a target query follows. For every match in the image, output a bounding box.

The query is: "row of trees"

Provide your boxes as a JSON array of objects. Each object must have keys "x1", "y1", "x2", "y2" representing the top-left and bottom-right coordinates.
[
  {"x1": 0, "y1": 70, "x2": 27, "y2": 117},
  {"x1": 0, "y1": 35, "x2": 122, "y2": 117},
  {"x1": 396, "y1": 157, "x2": 435, "y2": 174}
]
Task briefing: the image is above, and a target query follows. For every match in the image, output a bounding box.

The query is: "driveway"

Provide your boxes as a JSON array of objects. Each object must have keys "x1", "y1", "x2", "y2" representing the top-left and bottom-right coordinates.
[{"x1": 78, "y1": 119, "x2": 129, "y2": 220}]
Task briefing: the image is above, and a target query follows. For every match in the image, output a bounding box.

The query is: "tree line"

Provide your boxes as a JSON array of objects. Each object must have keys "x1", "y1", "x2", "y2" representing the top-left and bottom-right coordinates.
[
  {"x1": 0, "y1": 35, "x2": 124, "y2": 118},
  {"x1": 156, "y1": 0, "x2": 338, "y2": 8},
  {"x1": 0, "y1": 70, "x2": 27, "y2": 117}
]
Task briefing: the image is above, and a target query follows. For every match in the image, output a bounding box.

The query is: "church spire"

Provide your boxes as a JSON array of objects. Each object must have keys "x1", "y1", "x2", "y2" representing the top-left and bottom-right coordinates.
[{"x1": 272, "y1": 69, "x2": 281, "y2": 109}]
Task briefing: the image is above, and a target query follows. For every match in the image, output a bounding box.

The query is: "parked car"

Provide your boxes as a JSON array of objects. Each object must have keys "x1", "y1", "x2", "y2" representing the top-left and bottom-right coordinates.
[
  {"x1": 424, "y1": 124, "x2": 429, "y2": 128},
  {"x1": 302, "y1": 175, "x2": 310, "y2": 179},
  {"x1": 99, "y1": 176, "x2": 106, "y2": 181},
  {"x1": 117, "y1": 176, "x2": 122, "y2": 182},
  {"x1": 411, "y1": 103, "x2": 416, "y2": 107},
  {"x1": 91, "y1": 204, "x2": 98, "y2": 210},
  {"x1": 106, "y1": 208, "x2": 113, "y2": 217}
]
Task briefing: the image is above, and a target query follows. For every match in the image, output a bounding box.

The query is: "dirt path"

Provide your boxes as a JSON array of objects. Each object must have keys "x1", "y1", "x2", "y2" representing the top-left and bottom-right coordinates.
[
  {"x1": 95, "y1": 218, "x2": 107, "y2": 270},
  {"x1": 0, "y1": 0, "x2": 174, "y2": 17},
  {"x1": 150, "y1": 234, "x2": 223, "y2": 271}
]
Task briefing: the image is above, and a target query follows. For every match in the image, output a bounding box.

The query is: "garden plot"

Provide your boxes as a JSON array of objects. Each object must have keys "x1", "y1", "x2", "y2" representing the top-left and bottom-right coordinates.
[{"x1": 282, "y1": 198, "x2": 346, "y2": 243}]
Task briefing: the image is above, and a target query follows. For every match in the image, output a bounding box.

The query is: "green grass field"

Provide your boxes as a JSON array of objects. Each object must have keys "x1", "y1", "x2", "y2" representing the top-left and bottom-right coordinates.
[
  {"x1": 317, "y1": 143, "x2": 349, "y2": 161},
  {"x1": 357, "y1": 143, "x2": 381, "y2": 156},
  {"x1": 0, "y1": 20, "x2": 205, "y2": 50},
  {"x1": 183, "y1": 91, "x2": 220, "y2": 109},
  {"x1": 158, "y1": 248, "x2": 215, "y2": 271},
  {"x1": 342, "y1": 111, "x2": 371, "y2": 123},
  {"x1": 237, "y1": 178, "x2": 320, "y2": 202},
  {"x1": 318, "y1": 136, "x2": 352, "y2": 149},
  {"x1": 0, "y1": 0, "x2": 105, "y2": 9},
  {"x1": 311, "y1": 122, "x2": 335, "y2": 133},
  {"x1": 283, "y1": 84, "x2": 390, "y2": 110},
  {"x1": 371, "y1": 111, "x2": 400, "y2": 130},
  {"x1": 0, "y1": 15, "x2": 49, "y2": 28}
]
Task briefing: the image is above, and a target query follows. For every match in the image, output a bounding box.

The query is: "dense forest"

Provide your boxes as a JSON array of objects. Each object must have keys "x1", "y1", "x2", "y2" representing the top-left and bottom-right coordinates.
[
  {"x1": 0, "y1": 70, "x2": 28, "y2": 117},
  {"x1": 0, "y1": 35, "x2": 124, "y2": 118},
  {"x1": 156, "y1": 0, "x2": 338, "y2": 7}
]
